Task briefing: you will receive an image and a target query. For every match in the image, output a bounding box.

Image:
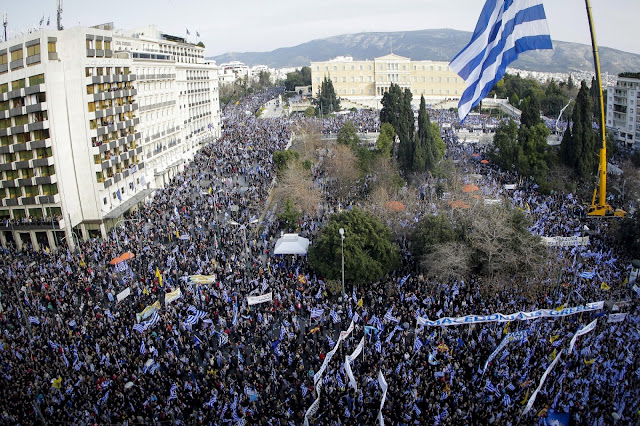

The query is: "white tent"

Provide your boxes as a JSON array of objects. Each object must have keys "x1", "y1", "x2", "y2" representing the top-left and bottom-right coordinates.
[{"x1": 273, "y1": 233, "x2": 310, "y2": 255}]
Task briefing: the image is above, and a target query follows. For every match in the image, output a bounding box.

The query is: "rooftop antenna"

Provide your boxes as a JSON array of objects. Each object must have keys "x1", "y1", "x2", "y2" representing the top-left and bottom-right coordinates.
[
  {"x1": 56, "y1": 0, "x2": 63, "y2": 31},
  {"x1": 3, "y1": 11, "x2": 7, "y2": 42}
]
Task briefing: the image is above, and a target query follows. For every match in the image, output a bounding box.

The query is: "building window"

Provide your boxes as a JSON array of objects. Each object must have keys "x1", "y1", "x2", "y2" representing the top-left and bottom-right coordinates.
[
  {"x1": 0, "y1": 83, "x2": 7, "y2": 93},
  {"x1": 48, "y1": 41, "x2": 56, "y2": 53},
  {"x1": 29, "y1": 74, "x2": 45, "y2": 86},
  {"x1": 8, "y1": 187, "x2": 21, "y2": 199},
  {"x1": 11, "y1": 49, "x2": 23, "y2": 62},
  {"x1": 14, "y1": 115, "x2": 28, "y2": 126},
  {"x1": 42, "y1": 183, "x2": 58, "y2": 196},
  {"x1": 0, "y1": 118, "x2": 10, "y2": 129},
  {"x1": 86, "y1": 40, "x2": 93, "y2": 49},
  {"x1": 27, "y1": 44, "x2": 40, "y2": 57},
  {"x1": 12, "y1": 79, "x2": 26, "y2": 91},
  {"x1": 24, "y1": 186, "x2": 39, "y2": 197}
]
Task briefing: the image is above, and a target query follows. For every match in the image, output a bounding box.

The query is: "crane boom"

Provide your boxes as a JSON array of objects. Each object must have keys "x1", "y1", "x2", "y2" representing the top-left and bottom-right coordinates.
[{"x1": 584, "y1": 0, "x2": 625, "y2": 218}]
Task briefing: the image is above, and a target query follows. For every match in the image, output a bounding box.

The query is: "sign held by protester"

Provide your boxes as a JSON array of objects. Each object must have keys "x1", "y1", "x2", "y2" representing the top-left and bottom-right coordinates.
[
  {"x1": 247, "y1": 292, "x2": 272, "y2": 306},
  {"x1": 116, "y1": 287, "x2": 131, "y2": 302}
]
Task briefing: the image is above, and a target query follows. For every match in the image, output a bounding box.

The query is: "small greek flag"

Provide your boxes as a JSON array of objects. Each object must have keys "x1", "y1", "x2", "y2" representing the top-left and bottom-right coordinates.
[
  {"x1": 167, "y1": 383, "x2": 178, "y2": 402},
  {"x1": 133, "y1": 324, "x2": 145, "y2": 333},
  {"x1": 329, "y1": 310, "x2": 340, "y2": 324},
  {"x1": 28, "y1": 316, "x2": 40, "y2": 325},
  {"x1": 310, "y1": 307, "x2": 324, "y2": 319},
  {"x1": 327, "y1": 335, "x2": 335, "y2": 348},
  {"x1": 237, "y1": 350, "x2": 243, "y2": 364},
  {"x1": 580, "y1": 271, "x2": 595, "y2": 279},
  {"x1": 301, "y1": 383, "x2": 308, "y2": 397},
  {"x1": 384, "y1": 308, "x2": 399, "y2": 323},
  {"x1": 218, "y1": 332, "x2": 229, "y2": 346},
  {"x1": 68, "y1": 319, "x2": 77, "y2": 328},
  {"x1": 502, "y1": 394, "x2": 511, "y2": 406},
  {"x1": 375, "y1": 338, "x2": 382, "y2": 353},
  {"x1": 140, "y1": 340, "x2": 146, "y2": 354},
  {"x1": 413, "y1": 337, "x2": 424, "y2": 352},
  {"x1": 205, "y1": 391, "x2": 217, "y2": 407},
  {"x1": 98, "y1": 390, "x2": 110, "y2": 405}
]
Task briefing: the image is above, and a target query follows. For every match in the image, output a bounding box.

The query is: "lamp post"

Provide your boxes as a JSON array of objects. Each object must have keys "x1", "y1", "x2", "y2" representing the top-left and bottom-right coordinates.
[
  {"x1": 339, "y1": 227, "x2": 345, "y2": 300},
  {"x1": 229, "y1": 218, "x2": 258, "y2": 282}
]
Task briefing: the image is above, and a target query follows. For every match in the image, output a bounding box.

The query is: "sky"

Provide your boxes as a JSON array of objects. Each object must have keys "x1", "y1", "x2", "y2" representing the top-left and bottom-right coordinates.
[{"x1": 3, "y1": 0, "x2": 639, "y2": 57}]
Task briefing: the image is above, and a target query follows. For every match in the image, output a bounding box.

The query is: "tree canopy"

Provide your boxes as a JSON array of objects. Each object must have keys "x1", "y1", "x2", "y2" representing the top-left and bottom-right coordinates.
[
  {"x1": 316, "y1": 77, "x2": 340, "y2": 116},
  {"x1": 380, "y1": 83, "x2": 414, "y2": 170},
  {"x1": 283, "y1": 67, "x2": 311, "y2": 92},
  {"x1": 308, "y1": 208, "x2": 400, "y2": 287},
  {"x1": 560, "y1": 81, "x2": 598, "y2": 179}
]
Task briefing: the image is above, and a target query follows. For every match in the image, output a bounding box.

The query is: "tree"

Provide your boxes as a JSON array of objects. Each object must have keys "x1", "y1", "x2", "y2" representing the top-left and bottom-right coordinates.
[
  {"x1": 560, "y1": 81, "x2": 598, "y2": 178},
  {"x1": 376, "y1": 123, "x2": 394, "y2": 159},
  {"x1": 316, "y1": 77, "x2": 340, "y2": 116},
  {"x1": 411, "y1": 213, "x2": 460, "y2": 258},
  {"x1": 323, "y1": 144, "x2": 360, "y2": 202},
  {"x1": 273, "y1": 160, "x2": 322, "y2": 216},
  {"x1": 464, "y1": 205, "x2": 546, "y2": 279},
  {"x1": 336, "y1": 121, "x2": 360, "y2": 149},
  {"x1": 415, "y1": 95, "x2": 445, "y2": 172},
  {"x1": 284, "y1": 67, "x2": 312, "y2": 91},
  {"x1": 308, "y1": 208, "x2": 400, "y2": 286},
  {"x1": 380, "y1": 83, "x2": 414, "y2": 173},
  {"x1": 489, "y1": 115, "x2": 550, "y2": 183},
  {"x1": 278, "y1": 198, "x2": 301, "y2": 231},
  {"x1": 196, "y1": 41, "x2": 205, "y2": 48},
  {"x1": 273, "y1": 150, "x2": 300, "y2": 175},
  {"x1": 519, "y1": 96, "x2": 541, "y2": 128},
  {"x1": 618, "y1": 213, "x2": 640, "y2": 259}
]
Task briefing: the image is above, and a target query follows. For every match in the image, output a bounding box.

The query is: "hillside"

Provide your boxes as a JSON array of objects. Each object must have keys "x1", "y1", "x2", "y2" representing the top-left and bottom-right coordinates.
[{"x1": 209, "y1": 29, "x2": 640, "y2": 75}]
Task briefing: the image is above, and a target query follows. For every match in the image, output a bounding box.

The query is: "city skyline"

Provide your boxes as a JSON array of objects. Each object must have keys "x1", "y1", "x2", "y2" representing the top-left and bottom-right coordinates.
[{"x1": 3, "y1": 0, "x2": 640, "y2": 58}]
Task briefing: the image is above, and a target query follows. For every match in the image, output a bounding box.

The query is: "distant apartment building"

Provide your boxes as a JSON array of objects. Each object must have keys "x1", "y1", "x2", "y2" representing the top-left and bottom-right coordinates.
[
  {"x1": 606, "y1": 73, "x2": 640, "y2": 148},
  {"x1": 310, "y1": 54, "x2": 466, "y2": 107},
  {"x1": 218, "y1": 61, "x2": 251, "y2": 86},
  {"x1": 0, "y1": 23, "x2": 220, "y2": 251}
]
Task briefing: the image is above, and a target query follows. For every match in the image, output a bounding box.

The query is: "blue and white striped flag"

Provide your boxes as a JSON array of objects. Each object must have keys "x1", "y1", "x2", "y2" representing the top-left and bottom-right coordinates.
[
  {"x1": 218, "y1": 332, "x2": 229, "y2": 346},
  {"x1": 450, "y1": 0, "x2": 553, "y2": 121},
  {"x1": 98, "y1": 390, "x2": 110, "y2": 405},
  {"x1": 502, "y1": 394, "x2": 511, "y2": 406},
  {"x1": 133, "y1": 324, "x2": 145, "y2": 333},
  {"x1": 49, "y1": 340, "x2": 60, "y2": 350},
  {"x1": 301, "y1": 382, "x2": 308, "y2": 397},
  {"x1": 237, "y1": 350, "x2": 243, "y2": 364},
  {"x1": 375, "y1": 338, "x2": 382, "y2": 353},
  {"x1": 140, "y1": 340, "x2": 146, "y2": 354},
  {"x1": 329, "y1": 310, "x2": 340, "y2": 324},
  {"x1": 28, "y1": 316, "x2": 40, "y2": 325},
  {"x1": 327, "y1": 335, "x2": 335, "y2": 348},
  {"x1": 413, "y1": 337, "x2": 424, "y2": 352},
  {"x1": 205, "y1": 391, "x2": 217, "y2": 407},
  {"x1": 310, "y1": 307, "x2": 324, "y2": 319},
  {"x1": 580, "y1": 271, "x2": 595, "y2": 279},
  {"x1": 384, "y1": 308, "x2": 399, "y2": 323},
  {"x1": 167, "y1": 383, "x2": 178, "y2": 402}
]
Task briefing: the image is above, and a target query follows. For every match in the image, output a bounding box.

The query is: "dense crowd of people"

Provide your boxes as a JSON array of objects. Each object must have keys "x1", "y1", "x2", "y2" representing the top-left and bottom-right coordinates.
[{"x1": 0, "y1": 87, "x2": 637, "y2": 426}]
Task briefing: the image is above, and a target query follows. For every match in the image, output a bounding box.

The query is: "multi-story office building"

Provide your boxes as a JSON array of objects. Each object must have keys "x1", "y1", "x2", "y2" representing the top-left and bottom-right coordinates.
[
  {"x1": 606, "y1": 73, "x2": 640, "y2": 148},
  {"x1": 0, "y1": 24, "x2": 220, "y2": 251},
  {"x1": 310, "y1": 54, "x2": 466, "y2": 108}
]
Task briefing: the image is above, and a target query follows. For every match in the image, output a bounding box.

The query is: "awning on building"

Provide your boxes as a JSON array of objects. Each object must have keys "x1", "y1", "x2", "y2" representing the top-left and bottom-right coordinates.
[{"x1": 104, "y1": 188, "x2": 155, "y2": 220}]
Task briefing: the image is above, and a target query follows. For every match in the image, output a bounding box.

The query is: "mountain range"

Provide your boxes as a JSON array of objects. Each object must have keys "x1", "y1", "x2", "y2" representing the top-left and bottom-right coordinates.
[{"x1": 208, "y1": 29, "x2": 640, "y2": 76}]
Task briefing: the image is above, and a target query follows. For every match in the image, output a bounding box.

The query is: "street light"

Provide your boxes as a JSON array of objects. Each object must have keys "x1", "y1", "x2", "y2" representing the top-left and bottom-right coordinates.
[
  {"x1": 229, "y1": 218, "x2": 259, "y2": 282},
  {"x1": 339, "y1": 228, "x2": 345, "y2": 300}
]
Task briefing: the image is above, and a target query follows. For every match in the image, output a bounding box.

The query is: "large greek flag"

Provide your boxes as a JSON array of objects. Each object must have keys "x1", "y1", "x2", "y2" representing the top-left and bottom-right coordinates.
[{"x1": 450, "y1": 0, "x2": 553, "y2": 121}]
